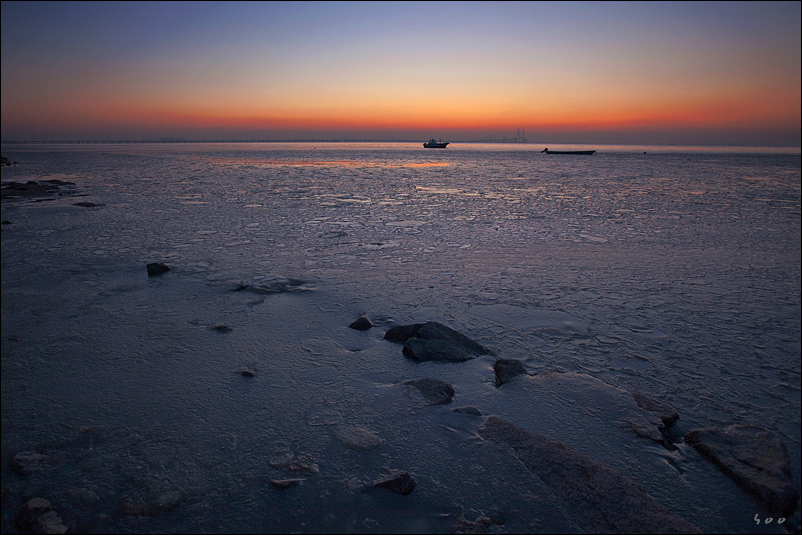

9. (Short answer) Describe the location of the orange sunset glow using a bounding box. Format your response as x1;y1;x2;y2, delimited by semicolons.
2;1;800;145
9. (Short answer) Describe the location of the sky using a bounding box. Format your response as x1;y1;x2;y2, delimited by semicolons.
1;1;800;145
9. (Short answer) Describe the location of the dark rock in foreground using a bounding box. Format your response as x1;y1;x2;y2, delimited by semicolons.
478;415;700;534
372;470;416;495
383;323;425;343
494;358;527;386
348;315;373;331
685;424;799;516
403;378;455;405
633;392;679;430
385;321;493;363
15;498;68;534
146;262;170;276
12;451;50;475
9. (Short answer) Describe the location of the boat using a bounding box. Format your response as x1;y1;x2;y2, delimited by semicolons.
541;148;595;155
423;139;449;148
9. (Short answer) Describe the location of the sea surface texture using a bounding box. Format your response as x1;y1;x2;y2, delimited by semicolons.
1;142;800;534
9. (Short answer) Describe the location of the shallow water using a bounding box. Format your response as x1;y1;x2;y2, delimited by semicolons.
1;142;800;533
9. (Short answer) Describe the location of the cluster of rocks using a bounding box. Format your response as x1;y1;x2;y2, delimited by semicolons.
1;179;77;200
346;314;800;526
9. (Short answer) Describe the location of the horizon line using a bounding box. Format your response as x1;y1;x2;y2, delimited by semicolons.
3;139;800;148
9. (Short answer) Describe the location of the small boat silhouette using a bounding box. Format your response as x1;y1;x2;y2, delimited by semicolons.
541;148;595;155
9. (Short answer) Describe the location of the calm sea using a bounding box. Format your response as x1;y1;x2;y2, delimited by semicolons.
1;142;800;533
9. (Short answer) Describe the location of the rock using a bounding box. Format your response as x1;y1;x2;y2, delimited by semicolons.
73;201;104;208
271;478;304;489
233;367;257;377
212;323;233;332
146;262;170;276
403;378;455;405
335;426;383;451
632;392;679;429
452;406;483;416
385;321;493;362
372;470;416;495
383;323;425;343
348;315;373;331
235;277;310;294
627;418;667;445
478;415;700;534
684;424;799;516
15;498;68;534
12;451;49;475
268;451;319;474
452;514;494;534
1;179;75;199
494;358;527;386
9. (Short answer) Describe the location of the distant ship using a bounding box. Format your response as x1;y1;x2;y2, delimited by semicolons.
541;148;595;155
423;139;449;148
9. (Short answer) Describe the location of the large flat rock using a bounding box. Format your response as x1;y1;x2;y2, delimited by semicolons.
685;425;799;516
478;415;700;534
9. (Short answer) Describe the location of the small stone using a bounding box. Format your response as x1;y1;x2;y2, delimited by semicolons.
153;490;183;512
271;478;304;489
403;378;455;405
452;406;483;416
494;358;527;386
335;426;383;451
348;315;373;331
373;470;416;495
453;515;494;534
146;262;170;276
16;498;68;534
234;367;257;377
12;451;49;475
632;392;679;429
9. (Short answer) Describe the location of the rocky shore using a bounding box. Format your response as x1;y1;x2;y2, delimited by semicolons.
3;267;798;533
2;149;799;534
